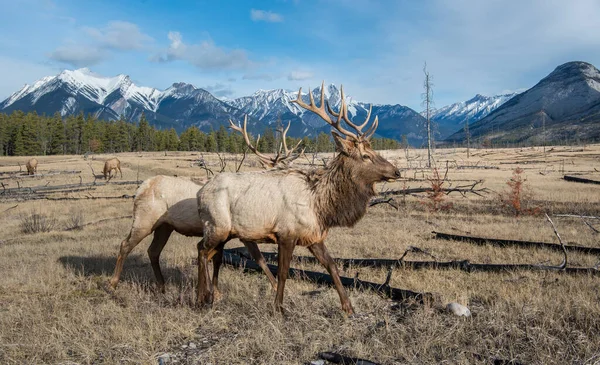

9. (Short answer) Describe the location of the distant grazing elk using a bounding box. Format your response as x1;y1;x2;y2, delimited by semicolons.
196;82;401;314
108;124;302;294
103;158;122;180
26;158;38;175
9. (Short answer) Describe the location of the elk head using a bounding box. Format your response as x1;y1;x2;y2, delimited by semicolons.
292;82;400;184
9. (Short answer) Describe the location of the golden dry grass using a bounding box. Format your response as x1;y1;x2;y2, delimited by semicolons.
0;145;599;364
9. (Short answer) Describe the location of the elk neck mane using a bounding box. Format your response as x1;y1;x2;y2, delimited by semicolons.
301;153;375;230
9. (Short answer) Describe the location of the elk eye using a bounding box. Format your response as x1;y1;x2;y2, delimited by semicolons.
362;154;370;160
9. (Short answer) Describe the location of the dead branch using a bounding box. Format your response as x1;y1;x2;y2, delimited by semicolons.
64;215;132;231
381;180;489;198
2;204;18;213
368;197;399;210
433;231;600;255
544;213;567;270
583;220;599;234
563;175;600;185
221;251;432;303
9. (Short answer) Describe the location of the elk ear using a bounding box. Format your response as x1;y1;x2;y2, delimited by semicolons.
331;130;354;154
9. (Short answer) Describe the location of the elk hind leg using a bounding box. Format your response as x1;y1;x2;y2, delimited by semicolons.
209;242;226;301
274;239;295;313
109;224;152;289
242;240;277;291
147;224;173;293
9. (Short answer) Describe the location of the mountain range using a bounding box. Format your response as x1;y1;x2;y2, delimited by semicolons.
2;61;599;145
446;61;600;144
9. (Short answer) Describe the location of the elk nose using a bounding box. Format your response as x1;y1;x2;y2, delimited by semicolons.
394;169;401;178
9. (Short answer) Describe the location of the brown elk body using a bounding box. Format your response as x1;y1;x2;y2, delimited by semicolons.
196;83;400;314
108;175;277;294
103;158;122;180
26;158;38;175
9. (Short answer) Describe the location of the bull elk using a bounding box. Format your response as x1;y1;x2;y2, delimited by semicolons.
108;122;302;295
196;82;400;314
103;158;122;180
26;158;38;175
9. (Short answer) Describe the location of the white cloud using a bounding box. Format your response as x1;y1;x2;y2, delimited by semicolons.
48;43;107;67
152;31;252;71
203;82;234;97
47;21;152;68
83;21;152;51
287;70;313;81
250;9;284;23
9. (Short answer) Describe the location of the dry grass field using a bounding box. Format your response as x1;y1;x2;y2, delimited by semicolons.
0;145;599;364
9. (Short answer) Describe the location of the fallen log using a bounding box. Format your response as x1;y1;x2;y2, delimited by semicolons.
26;194;135;201
563;175;600;185
456;165;500;170
318;352;380;365
221;251;432;303
432;231;600;255
225;249;599;275
0;180;142;196
554;214;600;220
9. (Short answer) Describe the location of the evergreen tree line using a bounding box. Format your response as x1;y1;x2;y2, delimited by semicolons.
0;111;400;156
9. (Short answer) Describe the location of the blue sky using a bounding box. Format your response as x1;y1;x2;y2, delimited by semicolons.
1;0;600;110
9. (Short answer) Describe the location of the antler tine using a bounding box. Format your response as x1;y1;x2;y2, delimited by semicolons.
228;116;274;167
327;86;372;136
363;115;379;140
293;81;357;139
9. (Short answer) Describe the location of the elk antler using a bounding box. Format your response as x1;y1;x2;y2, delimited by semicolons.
229;116;303;168
291;81;379;140
275;120;304;163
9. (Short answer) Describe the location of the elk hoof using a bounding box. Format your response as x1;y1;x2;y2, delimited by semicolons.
213;289;223;303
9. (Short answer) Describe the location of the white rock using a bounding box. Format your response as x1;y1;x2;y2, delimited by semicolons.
188;342;197;349
446;302;471;317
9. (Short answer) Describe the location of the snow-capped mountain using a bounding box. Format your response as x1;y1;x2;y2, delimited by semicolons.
446;61;600;144
431;93;517;138
227;85;427;143
0;68;256;132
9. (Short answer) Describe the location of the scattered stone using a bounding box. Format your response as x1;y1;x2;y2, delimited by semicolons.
446;302;471;317
188;342;197;349
157;353;172;365
310;360;325;365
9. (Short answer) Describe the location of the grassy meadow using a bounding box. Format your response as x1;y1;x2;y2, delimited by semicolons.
0;145;599;364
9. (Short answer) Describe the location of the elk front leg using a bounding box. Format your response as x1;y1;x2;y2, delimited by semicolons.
274;239;295;313
196;234;226;308
308;241;354;315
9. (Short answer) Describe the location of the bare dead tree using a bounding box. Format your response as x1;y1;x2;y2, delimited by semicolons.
465;113;471;159
422;62;434;168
